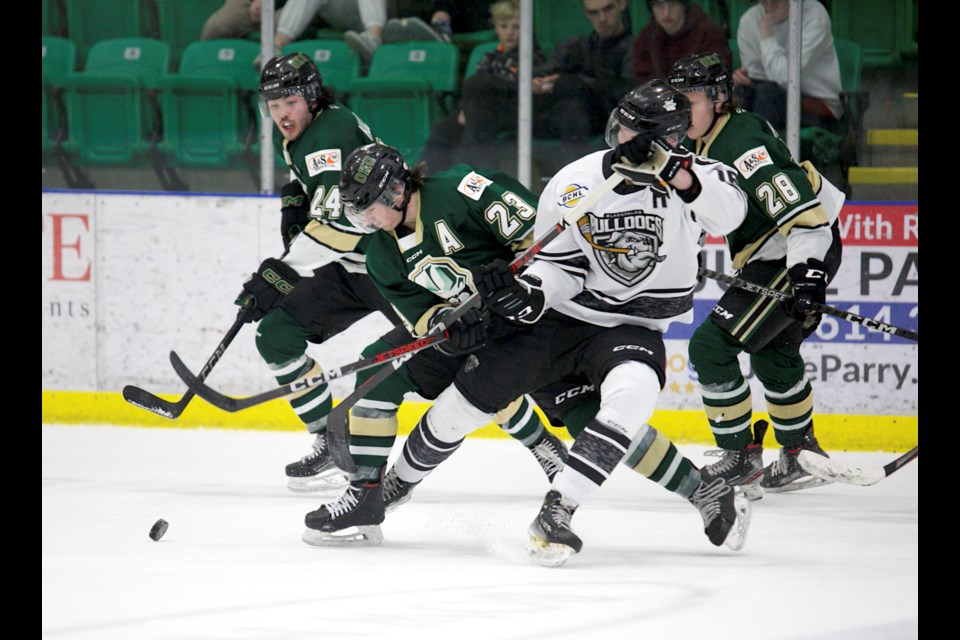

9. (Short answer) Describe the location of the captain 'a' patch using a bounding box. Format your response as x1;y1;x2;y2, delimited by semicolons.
578;210;666;286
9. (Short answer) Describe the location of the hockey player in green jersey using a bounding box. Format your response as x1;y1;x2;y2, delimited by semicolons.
302;143;572;545
668;52;845;496
240;54;563;494
240;52;395;493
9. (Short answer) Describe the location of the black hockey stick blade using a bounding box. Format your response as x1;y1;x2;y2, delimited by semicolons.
698;268;919;342
121;384;193;419
122;307;249;418
798;446;919;486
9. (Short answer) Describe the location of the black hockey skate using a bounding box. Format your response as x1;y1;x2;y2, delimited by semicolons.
760;426;832;493
701;420;768;501
527;490;582;567
530;432;569;482
302;479;385;546
286;431;348;493
382;466;420;514
688;477;751;551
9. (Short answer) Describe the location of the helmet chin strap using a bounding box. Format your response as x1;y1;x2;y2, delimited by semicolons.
390;188;412;230
704;97;724;137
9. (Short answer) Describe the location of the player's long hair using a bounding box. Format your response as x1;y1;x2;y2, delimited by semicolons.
408;162;427;192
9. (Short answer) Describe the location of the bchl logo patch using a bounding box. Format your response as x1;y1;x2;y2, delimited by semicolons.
558;183;588;208
305;149;341;176
734;145;772;178
457;171;492;201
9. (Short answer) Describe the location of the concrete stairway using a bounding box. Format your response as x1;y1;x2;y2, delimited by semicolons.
848;62;918;201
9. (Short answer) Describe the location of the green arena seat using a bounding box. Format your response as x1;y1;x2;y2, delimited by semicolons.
282;39;361;98
43;37;77;155
347;41;461;162
55;38;186;189
154;0;224;68
62;0;149;64
830;0;911;68
464;40;499;78
157;39;261;168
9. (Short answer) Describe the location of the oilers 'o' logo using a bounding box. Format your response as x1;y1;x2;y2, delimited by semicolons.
409;256;471;300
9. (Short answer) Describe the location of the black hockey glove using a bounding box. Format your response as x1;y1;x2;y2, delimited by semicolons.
787;258;829;321
235;258;301;323
280;180;311;249
428;306;489;357
612;129;658;165
472;258;546;325
612;139;694;185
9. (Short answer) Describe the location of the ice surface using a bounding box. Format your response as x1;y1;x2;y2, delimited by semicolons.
42;424;918;640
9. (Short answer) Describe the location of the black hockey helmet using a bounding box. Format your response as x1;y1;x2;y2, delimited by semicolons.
258;52;323;115
339;143;411;233
604;79;691;148
668;52;733;103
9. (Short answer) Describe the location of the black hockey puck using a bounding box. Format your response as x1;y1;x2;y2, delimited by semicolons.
149;519;169;541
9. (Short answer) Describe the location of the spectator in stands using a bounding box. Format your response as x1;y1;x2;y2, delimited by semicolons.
420;0;545;174
632;0;731;84
531;0;634;174
733;0;843;134
235;0;388;66
422;2;494;41
201;0;288;41
380;1;493;47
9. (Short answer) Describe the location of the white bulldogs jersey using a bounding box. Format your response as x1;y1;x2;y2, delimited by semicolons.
529;150;747;332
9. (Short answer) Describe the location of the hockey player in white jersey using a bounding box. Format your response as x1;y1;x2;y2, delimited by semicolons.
382;80;751;565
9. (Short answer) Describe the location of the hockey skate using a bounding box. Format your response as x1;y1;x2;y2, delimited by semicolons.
701;420;768;501
286;431;348;493
526;490;583;567
688;477;751;551
302;479;385;546
382;466;420;514
530;432;569;482
760;427;832;493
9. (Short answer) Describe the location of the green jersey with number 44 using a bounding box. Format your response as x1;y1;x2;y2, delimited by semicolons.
277;104;384;273
686;109;844;270
364;165;538;336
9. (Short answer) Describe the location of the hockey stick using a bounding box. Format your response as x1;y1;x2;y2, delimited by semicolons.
798;446;918;486
697;268;919;342
122;307;250;418
170;333;442;412
171;171;626;420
